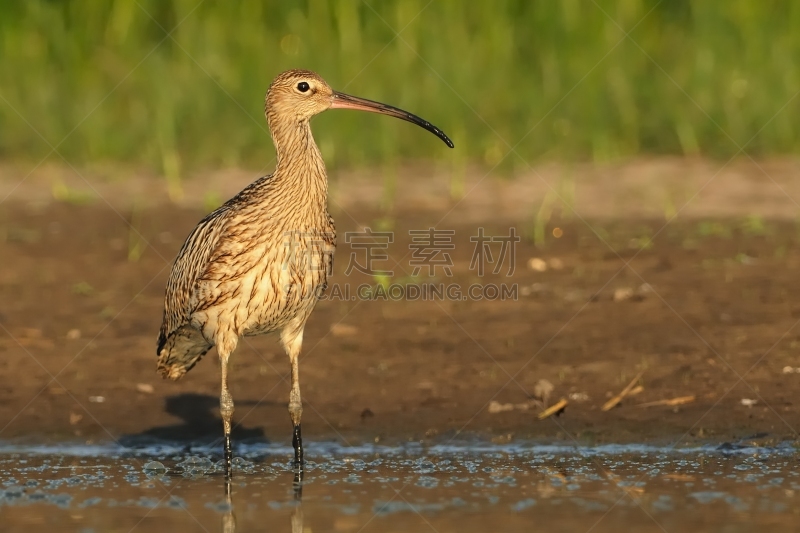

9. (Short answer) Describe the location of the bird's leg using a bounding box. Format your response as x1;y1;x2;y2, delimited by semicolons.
281;324;305;468
219;348;235;478
289;350;303;466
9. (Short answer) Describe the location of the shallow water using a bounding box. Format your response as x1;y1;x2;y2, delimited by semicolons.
1;442;799;532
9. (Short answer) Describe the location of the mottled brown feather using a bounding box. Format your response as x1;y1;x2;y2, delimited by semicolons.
157;70;336;379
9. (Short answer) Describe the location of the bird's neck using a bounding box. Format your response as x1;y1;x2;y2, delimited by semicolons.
270;118;329;217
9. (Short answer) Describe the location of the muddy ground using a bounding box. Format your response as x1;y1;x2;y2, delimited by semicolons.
2;159;800;449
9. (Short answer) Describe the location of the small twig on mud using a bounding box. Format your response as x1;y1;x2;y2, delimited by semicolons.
602;370;644;411
636;395;695;408
537;398;568;420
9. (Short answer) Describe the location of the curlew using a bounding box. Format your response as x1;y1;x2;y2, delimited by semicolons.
156;69;453;473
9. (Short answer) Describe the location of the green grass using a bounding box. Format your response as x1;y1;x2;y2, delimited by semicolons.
1;1;800;179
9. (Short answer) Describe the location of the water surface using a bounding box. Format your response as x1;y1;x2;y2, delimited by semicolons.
1;442;797;532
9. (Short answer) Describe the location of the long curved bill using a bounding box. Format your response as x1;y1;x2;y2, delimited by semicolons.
331;91;454;148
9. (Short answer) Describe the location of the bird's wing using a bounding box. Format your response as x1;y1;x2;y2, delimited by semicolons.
157;203;233;355
157;174;276;355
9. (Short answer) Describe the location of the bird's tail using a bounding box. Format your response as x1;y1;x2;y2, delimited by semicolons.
157;325;212;380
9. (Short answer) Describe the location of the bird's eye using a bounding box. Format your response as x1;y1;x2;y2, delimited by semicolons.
297;82;310;93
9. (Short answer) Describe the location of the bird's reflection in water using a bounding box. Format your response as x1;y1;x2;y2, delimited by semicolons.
220;467;304;533
222;473;235;533
291;468;304;533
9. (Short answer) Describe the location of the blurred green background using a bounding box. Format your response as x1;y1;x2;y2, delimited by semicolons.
1;0;799;180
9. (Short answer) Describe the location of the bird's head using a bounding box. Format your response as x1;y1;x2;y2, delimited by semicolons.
265;69;334;122
265;69;454;148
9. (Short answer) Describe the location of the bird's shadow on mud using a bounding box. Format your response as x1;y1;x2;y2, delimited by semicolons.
119;393;270;448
